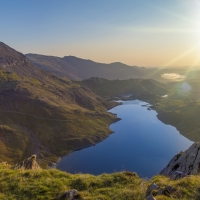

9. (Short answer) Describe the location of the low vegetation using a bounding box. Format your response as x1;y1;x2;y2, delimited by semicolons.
0;163;199;200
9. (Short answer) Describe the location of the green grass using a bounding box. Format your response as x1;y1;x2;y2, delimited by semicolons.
153;97;200;142
0;166;147;200
0;164;200;200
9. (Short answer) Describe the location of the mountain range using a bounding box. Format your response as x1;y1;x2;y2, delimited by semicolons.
26;53;159;80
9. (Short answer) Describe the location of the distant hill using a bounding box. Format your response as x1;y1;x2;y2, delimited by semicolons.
80;77;169;99
26;54;155;80
167;79;200;101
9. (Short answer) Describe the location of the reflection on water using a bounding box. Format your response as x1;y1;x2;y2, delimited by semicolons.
57;100;193;178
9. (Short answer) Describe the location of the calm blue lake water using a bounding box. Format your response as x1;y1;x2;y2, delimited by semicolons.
57;100;193;178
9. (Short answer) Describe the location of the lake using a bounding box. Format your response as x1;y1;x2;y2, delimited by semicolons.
57;100;193;178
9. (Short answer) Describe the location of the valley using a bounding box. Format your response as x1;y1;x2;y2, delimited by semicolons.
1;42;200;200
1;42;200;169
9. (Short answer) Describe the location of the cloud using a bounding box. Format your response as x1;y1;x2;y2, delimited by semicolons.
161;73;186;80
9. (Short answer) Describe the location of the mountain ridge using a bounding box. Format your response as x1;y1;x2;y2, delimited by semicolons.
26;53;153;80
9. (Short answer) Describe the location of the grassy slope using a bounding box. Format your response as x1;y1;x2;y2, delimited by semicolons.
0;70;118;166
154;97;200;142
168;79;200;101
0;164;199;200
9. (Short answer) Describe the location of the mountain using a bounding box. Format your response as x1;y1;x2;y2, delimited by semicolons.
0;42;49;80
0;42;118;166
26;54;154;80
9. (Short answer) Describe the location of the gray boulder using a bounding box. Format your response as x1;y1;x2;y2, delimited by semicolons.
65;189;78;200
147;183;159;195
146;195;156;200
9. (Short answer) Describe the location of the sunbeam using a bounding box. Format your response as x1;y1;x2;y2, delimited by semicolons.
162;45;200;68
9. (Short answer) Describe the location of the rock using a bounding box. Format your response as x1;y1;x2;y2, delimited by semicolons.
173;171;186;180
157;188;164;195
163;185;176;196
147;183;159;195
14;155;40;170
160;142;200;179
0;161;11;169
65;189;78;200
146;195;156;200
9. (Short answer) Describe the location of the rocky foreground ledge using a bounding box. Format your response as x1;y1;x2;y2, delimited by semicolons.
160;142;200;179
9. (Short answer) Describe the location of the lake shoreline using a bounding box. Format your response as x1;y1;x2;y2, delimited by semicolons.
56;99;192;177
54;97;170;169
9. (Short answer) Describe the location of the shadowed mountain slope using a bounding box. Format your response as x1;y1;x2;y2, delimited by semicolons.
0;42;118;166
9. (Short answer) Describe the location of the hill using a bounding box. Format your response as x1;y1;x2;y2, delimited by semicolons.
0;42;118;166
167;79;200;101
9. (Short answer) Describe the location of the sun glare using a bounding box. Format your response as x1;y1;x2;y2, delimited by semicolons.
181;82;191;92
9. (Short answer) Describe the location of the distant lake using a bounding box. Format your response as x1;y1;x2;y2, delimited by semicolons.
57;100;193;178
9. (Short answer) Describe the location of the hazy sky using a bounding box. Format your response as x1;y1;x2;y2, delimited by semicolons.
1;0;200;68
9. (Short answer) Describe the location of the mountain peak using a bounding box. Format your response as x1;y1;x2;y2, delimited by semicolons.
0;42;52;80
0;42;27;68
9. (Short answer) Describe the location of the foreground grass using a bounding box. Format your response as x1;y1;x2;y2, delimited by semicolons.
150;175;200;200
0;166;147;200
0;164;200;200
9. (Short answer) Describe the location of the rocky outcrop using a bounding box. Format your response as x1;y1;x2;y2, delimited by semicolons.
146;183;176;199
146;195;156;200
65;189;78;200
160;142;200;179
14;155;40;170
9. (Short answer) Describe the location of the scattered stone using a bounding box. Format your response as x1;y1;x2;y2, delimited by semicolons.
146;195;156;200
65;189;78;200
160;142;200;179
163;185;176;196
147;183;159;195
14;155;40;170
157;188;164;195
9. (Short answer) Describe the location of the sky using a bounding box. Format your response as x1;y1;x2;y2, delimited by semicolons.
1;0;200;68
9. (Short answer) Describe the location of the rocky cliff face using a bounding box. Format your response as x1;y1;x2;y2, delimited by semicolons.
160;142;200;179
